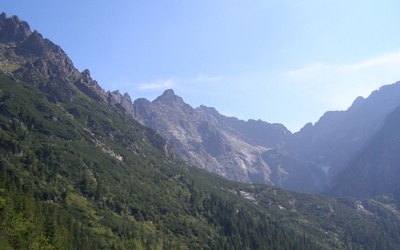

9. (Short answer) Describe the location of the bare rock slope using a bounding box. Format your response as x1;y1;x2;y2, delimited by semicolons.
133;89;326;193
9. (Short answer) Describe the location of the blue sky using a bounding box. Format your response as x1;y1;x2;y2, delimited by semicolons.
2;1;400;132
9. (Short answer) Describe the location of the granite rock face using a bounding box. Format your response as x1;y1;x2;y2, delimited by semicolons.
107;90;134;116
132;82;400;197
133;89;326;193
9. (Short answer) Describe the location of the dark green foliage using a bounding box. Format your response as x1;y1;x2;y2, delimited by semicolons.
1;73;400;249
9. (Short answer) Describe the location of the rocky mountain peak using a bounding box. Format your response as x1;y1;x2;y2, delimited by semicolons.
163;88;175;96
120;93;134;115
17;30;48;57
122;92;132;102
134;89;324;192
198;105;220;116
148;89;195;116
107;90;122;104
107;90;134;116
81;69;92;82
0;12;32;44
154;89;184;105
76;69;107;103
350;96;365;109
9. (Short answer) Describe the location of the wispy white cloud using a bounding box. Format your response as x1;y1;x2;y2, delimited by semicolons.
138;79;176;91
282;50;400;109
339;51;400;72
198;50;400;132
193;74;222;83
124;51;400;133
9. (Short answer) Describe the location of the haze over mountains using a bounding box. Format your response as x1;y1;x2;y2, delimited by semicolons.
291;82;400;198
2;12;400;249
128;82;400;199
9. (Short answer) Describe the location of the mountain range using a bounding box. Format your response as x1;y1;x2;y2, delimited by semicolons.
1;12;400;249
130;82;400;199
290;81;400;198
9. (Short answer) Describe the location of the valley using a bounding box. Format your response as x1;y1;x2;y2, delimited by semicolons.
1;12;400;249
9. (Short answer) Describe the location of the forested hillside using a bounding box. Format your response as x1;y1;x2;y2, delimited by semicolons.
1;74;400;249
0;74;332;248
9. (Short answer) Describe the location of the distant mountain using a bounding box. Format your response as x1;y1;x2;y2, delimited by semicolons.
4;12;400;249
133;89;326;193
329;104;400;198
288;81;400;197
130;79;400;199
129;75;400;198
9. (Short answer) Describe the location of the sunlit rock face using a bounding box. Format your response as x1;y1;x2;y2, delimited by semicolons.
133;89;327;193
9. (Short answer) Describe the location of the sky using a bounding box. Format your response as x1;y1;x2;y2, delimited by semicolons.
2;1;400;132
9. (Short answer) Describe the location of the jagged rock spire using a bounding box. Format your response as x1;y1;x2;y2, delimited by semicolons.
0;12;32;43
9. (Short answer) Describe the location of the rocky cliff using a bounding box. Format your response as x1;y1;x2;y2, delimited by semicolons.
133;89;326;193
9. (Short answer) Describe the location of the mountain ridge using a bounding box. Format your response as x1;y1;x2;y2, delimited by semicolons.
289;80;400;194
133;88;327;193
129;80;400;198
329;104;400;198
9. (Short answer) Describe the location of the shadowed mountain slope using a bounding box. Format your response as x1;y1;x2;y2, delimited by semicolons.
290;82;400;180
329;105;400;198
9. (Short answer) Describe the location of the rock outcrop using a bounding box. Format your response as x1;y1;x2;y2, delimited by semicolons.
133;89;326;193
107;90;134;116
